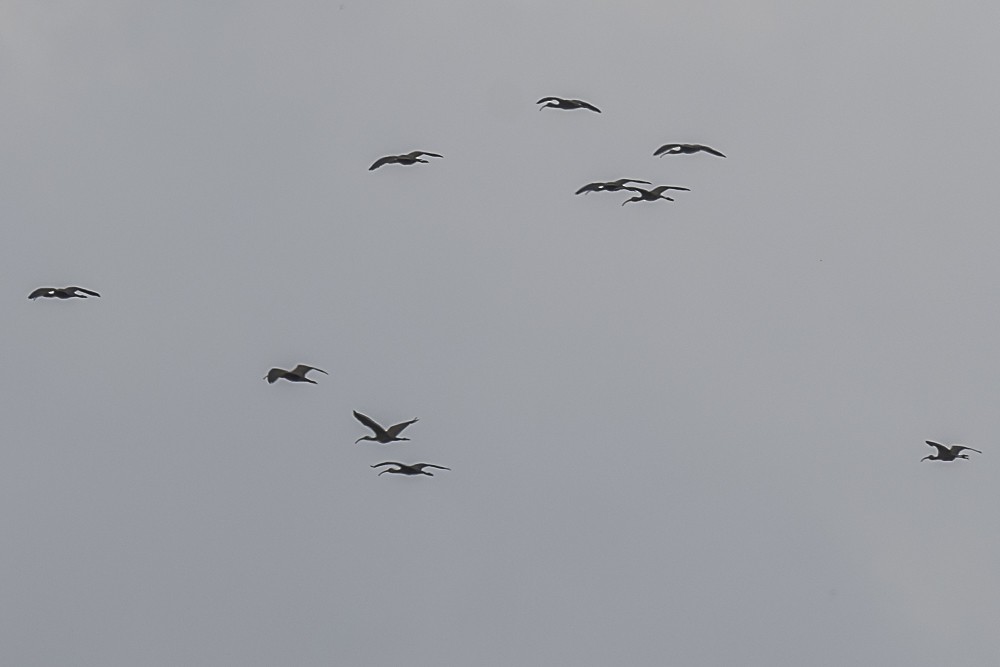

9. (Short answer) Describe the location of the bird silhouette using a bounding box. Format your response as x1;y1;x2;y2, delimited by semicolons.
620;185;690;206
653;143;726;158
575;178;651;195
369;151;443;171
354;410;419;444
28;286;100;300
536;97;601;113
265;364;328;384
922;440;982;461
371;462;450;476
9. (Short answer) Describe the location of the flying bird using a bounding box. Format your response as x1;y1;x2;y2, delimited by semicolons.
536;97;601;113
653;143;726;158
354;410;419;444
921;440;982;462
371;462;451;476
28;286;100;300
575;178;651;195
620;185;690;206
369;151;443;171
265;364;328;384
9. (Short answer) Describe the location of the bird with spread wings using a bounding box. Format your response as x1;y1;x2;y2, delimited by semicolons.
265;364;328;384
536;96;601;113
369;150;443;171
353;410;419;444
371;462;450;476
921;441;982;461
28;286;100;300
653;143;726;158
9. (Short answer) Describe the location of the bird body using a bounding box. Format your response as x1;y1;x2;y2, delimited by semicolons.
369;151;443;170
265;364;328;384
28;286;100;300
354;410;419;444
371;462;450;476
536;97;601;113
620;185;690;206
922;441;982;461
575;178;651;195
653;143;726;158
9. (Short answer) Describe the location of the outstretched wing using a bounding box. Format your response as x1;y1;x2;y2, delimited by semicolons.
371;461;404;468
291;364;327;377
354;411;388;437
386;418;419;438
369;155;398;170
413;463;450;471
68;286;100;297
925;441;950;456
28;287;54;300
695;144;727;157
616;179;651;187
407;151;442;159
573;100;601;113
536;96;562;104
653;144;681;157
952;445;982;454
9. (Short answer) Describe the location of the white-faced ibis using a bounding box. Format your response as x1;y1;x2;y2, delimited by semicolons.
653;143;726;158
922;440;982;462
575;178;651;195
28;286;100;300
354;410;418;444
536;97;601;113
265;364;328;384
620;185;690;206
371;462;450;476
369;151;443;171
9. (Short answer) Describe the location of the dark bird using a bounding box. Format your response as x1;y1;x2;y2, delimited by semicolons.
371;462;451;476
28;286;100;300
369;151;443;171
922;440;982;462
354;410;419;444
653;143;726;158
620;185;690;206
265;364;328;384
536;97;601;113
575;178;651;195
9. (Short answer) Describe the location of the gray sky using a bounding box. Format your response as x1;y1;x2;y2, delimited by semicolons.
3;2;1000;665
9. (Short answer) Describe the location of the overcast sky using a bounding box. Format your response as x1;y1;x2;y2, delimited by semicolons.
3;2;1000;665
